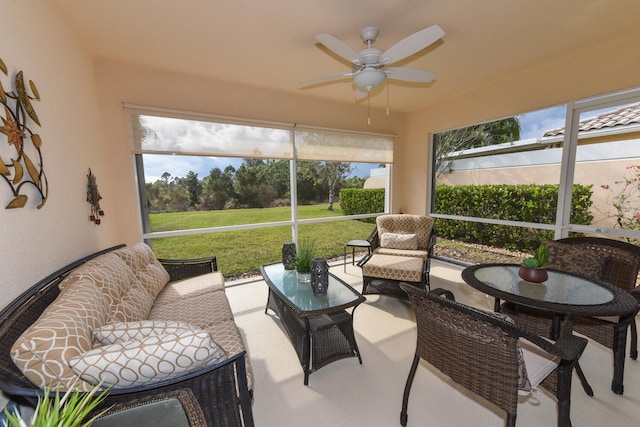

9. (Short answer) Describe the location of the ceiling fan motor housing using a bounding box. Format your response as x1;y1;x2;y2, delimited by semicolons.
360;27;379;44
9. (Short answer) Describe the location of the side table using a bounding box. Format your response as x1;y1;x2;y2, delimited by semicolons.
92;389;206;427
344;239;371;272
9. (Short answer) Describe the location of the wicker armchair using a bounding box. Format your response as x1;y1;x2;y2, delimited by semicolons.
501;237;640;394
400;285;587;427
358;214;436;298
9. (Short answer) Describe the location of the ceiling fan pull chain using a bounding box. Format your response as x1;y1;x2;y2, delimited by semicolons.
367;91;371;125
386;82;390;116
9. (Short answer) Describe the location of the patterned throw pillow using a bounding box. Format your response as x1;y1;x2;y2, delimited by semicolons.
69;330;227;388
93;320;201;346
544;241;608;279
380;233;419;250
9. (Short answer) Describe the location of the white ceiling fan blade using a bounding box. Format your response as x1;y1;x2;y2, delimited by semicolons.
379;25;445;65
385;67;436;83
315;33;363;64
300;71;354;86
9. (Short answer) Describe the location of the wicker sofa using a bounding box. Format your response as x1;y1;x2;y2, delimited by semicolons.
357;214;436;298
0;243;254;426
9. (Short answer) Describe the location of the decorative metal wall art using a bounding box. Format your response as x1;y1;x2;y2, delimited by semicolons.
0;56;48;209
86;168;104;224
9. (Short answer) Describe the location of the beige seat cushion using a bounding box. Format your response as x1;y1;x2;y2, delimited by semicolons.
362;254;424;283
152;272;225;306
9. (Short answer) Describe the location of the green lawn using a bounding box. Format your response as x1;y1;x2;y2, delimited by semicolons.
149;204;375;277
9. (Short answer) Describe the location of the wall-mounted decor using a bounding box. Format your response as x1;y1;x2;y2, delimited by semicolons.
0;56;48;209
86;168;104;225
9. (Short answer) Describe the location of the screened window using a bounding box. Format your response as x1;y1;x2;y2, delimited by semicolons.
430;87;640;262
126;106;393;275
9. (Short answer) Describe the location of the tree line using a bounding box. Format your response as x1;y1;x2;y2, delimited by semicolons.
145;159;367;213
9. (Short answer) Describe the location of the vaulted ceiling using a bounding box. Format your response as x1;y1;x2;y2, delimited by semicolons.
55;0;640;113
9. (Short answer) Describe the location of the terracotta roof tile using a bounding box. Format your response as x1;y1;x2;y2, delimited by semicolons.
543;102;640;137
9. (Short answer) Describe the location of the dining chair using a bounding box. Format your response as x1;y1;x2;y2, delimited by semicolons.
502;237;640;394
400;285;587;427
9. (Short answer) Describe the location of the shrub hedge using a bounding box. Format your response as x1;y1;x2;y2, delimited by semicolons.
433;184;594;251
339;188;385;223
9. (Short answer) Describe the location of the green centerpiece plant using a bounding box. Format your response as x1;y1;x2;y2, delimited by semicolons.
519;244;549;283
294;240;317;282
522;244;548;268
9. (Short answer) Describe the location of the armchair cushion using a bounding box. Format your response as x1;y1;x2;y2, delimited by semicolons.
380;233;418;250
376;214;434;250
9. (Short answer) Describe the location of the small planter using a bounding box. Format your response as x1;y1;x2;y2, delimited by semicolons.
518;264;548;283
297;271;311;283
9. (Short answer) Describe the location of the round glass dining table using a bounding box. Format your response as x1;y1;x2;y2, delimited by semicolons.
461;264;637;318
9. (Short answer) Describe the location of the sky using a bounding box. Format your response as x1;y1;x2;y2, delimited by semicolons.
140;105;572;183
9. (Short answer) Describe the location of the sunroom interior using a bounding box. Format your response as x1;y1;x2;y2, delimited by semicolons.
1;1;640;425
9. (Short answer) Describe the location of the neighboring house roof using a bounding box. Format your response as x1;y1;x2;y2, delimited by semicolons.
543;102;640;137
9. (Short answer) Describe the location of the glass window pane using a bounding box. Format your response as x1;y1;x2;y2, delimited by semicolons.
570;102;640;234
295;161;386;218
144;155;290;230
149;227;291;277
434;107;566;224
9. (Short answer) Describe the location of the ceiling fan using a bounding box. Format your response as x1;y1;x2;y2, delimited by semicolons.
301;25;445;100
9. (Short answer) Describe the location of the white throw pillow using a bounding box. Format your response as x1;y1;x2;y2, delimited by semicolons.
380;233;419;250
69;330;227;388
93;320;200;345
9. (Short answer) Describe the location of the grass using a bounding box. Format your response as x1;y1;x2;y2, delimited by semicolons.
149;204;375;277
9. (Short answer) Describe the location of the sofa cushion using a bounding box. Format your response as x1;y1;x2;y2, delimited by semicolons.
11;280;109;391
149;289;234;328
93;320;201;346
69;330;227;389
111;243;170;300
111;282;155;323
380;233;419;250
58;251;157;323
152;272;225;307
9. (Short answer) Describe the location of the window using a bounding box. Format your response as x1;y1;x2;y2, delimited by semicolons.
430;87;640;261
126;106;393;276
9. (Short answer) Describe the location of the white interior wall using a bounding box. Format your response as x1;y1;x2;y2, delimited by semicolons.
0;1;117;306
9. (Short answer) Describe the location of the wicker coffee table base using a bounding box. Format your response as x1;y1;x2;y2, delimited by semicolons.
266;289;362;385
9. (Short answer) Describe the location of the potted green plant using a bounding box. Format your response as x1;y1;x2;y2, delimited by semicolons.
294;240;317;283
519;244;549;283
3;384;110;427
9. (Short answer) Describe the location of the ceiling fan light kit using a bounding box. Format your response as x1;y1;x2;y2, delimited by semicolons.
302;24;445;123
353;68;387;91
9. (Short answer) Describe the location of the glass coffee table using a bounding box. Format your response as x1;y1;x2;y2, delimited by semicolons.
260;262;366;385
